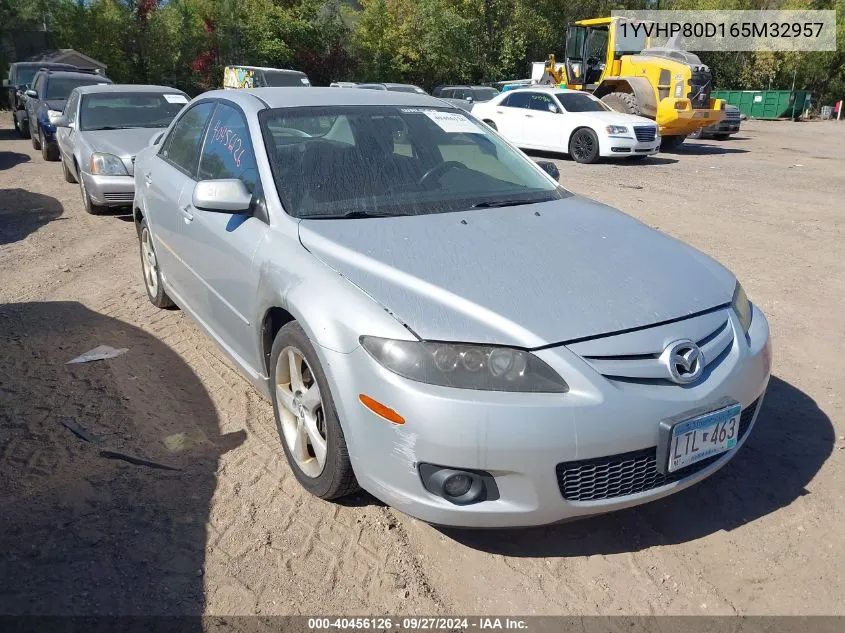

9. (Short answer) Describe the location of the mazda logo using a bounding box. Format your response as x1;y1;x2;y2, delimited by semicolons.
661;340;704;384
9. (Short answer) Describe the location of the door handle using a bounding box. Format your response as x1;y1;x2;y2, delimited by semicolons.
180;204;194;223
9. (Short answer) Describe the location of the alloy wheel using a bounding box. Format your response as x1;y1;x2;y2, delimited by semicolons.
573;132;594;161
275;346;328;478
140;227;159;296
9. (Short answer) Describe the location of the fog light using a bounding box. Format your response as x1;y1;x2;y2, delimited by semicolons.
443;473;473;497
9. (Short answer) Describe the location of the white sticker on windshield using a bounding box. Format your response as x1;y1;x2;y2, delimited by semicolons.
422;110;484;134
301;78;310;85
164;94;188;104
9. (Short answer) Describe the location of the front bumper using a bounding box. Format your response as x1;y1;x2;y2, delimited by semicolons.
82;172;135;207
703;120;741;136
657;98;726;136
319;305;771;527
601;135;660;158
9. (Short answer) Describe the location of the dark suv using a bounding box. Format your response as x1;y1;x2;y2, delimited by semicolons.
5;62;80;136
25;69;112;160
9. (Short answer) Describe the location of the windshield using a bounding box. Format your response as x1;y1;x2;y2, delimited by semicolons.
556;92;610;112
471;87;500;101
79;92;188;130
17;68;38;86
260;105;567;219
263;71;310;87
46;77;108;100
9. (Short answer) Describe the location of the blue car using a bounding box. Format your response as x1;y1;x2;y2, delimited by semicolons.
25;69;112;161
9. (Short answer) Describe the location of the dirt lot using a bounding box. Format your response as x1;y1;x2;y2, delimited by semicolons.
1;112;843;617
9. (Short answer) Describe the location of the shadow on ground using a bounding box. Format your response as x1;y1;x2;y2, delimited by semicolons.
0;151;30;170
440;376;833;556
664;142;749;155
0;301;245;616
525;149;679;166
0;189;63;246
0;127;22;141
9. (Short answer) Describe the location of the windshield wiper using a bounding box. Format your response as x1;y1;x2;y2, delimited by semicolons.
304;210;411;220
471;198;546;209
89;126;131;130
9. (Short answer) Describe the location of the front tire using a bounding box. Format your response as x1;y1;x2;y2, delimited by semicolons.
661;135;687;151
41;131;59;161
139;219;175;308
569;128;601;164
79;174;107;215
31;123;41;150
601;91;642;116
18;116;30;139
62;158;77;183
270;322;358;500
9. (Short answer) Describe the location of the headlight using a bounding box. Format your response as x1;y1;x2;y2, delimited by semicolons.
47;109;63;124
605;125;629;136
360;337;569;393
674;83;684;98
90;152;128;176
731;282;753;334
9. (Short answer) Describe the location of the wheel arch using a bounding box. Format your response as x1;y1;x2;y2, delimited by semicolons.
594;77;657;118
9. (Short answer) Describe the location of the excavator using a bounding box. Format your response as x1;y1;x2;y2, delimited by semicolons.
538;17;724;149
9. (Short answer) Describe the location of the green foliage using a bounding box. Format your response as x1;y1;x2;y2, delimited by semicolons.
2;0;843;107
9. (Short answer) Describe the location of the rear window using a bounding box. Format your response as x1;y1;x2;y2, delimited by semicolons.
471;87;499;101
263;71;310;87
46;77;110;100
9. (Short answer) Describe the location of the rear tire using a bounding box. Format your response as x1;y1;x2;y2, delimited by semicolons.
139;219;175;308
601;91;642;116
270;322;359;500
569;128;601;164
18;117;30;139
31;123;41;150
661;135;687;151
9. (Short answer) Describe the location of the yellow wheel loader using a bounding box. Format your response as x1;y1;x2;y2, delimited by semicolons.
539;17;725;149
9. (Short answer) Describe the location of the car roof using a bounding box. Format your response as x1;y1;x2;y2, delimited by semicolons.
227;65;306;75
14;62;78;69
74;84;184;95
201;87;444;110
39;70;112;81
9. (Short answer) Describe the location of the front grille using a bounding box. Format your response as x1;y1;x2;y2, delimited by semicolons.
633;126;657;142
725;110;741;120
556;398;759;502
103;192;134;203
687;71;712;109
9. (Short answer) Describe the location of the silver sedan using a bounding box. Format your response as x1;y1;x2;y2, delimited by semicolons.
56;84;189;214
132;87;771;527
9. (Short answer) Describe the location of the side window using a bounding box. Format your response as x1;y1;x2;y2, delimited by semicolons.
65;91;79;124
441;88;453;99
160;101;215;176
528;93;559;113
31;74;42;94
198;102;258;192
502;92;530;109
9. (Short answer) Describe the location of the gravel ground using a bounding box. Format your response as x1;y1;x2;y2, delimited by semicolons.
0;112;843;617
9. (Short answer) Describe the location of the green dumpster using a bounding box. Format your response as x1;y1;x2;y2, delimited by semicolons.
712;89;811;120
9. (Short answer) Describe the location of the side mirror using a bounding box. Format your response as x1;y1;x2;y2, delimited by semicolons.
193;179;252;213
25;89;37;98
536;160;560;181
149;131;164;146
55;115;72;128
465;96;474;102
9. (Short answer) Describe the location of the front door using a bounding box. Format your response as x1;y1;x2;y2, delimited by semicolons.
175;101;267;371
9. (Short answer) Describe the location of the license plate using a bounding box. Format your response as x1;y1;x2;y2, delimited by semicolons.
662;401;741;473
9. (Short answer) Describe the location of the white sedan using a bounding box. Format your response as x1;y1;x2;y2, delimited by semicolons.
472;87;660;164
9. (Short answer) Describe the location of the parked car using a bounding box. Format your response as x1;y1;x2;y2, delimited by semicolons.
689;104;742;140
132;87;770;527
223;65;310;89
4;62;79;137
356;82;428;94
25;69;112;161
432;85;500;111
472;86;660;163
55;84;189;214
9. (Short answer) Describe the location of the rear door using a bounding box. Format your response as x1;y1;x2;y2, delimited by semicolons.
522;92;564;150
142;100;215;301
494;91;530;143
174;100;267;369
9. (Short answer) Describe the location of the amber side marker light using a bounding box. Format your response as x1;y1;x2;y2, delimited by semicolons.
359;394;405;425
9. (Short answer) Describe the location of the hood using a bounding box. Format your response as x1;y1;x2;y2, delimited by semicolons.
571;110;656;126
298;197;736;348
45;99;66;112
83;127;161;159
